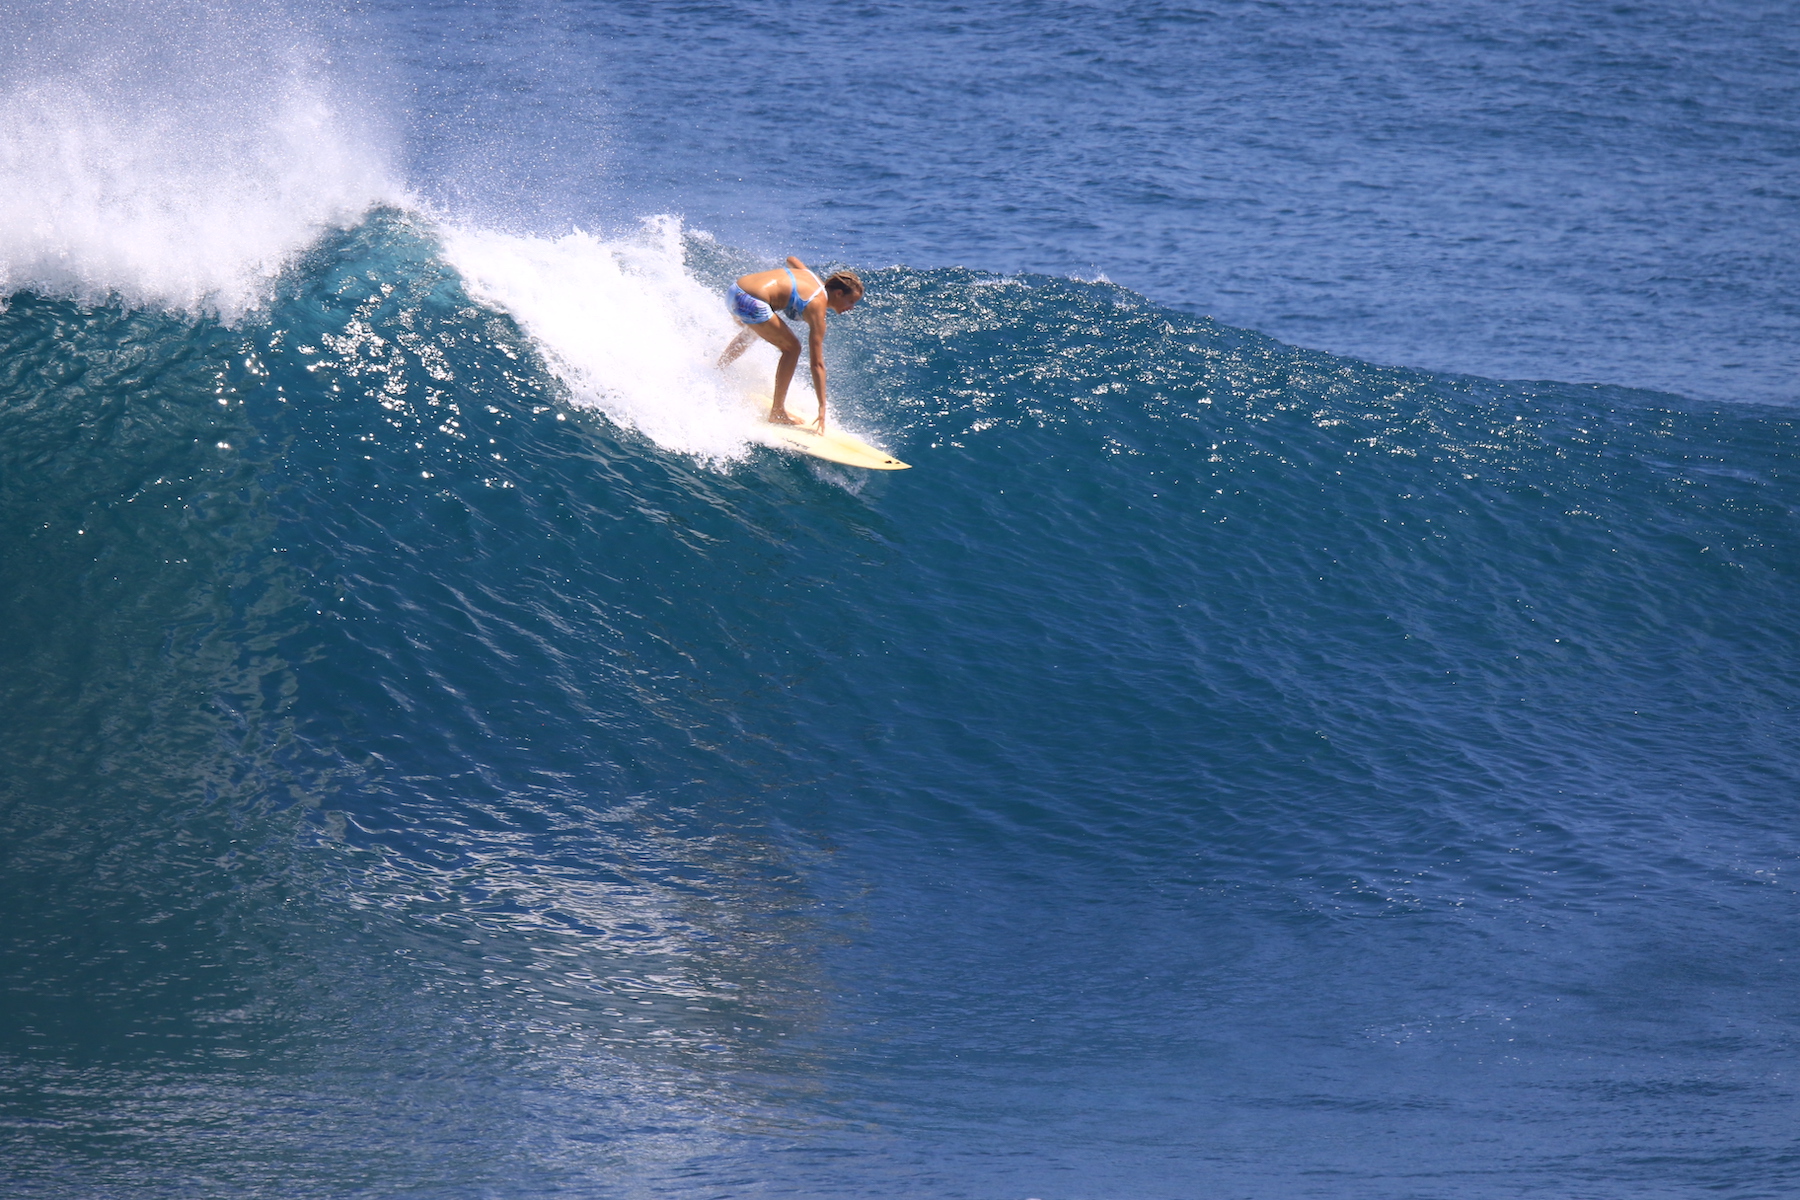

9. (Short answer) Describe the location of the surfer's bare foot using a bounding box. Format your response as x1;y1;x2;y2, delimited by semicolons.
767;408;805;426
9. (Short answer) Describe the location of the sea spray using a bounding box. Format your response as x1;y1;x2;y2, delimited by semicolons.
0;0;395;319
437;216;748;461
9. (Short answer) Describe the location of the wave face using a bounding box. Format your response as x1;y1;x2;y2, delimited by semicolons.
3;212;1798;1197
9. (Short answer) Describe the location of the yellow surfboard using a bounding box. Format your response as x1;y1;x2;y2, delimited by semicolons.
747;391;911;470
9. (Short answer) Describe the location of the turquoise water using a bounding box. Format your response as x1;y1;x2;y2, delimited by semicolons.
4;3;1799;1197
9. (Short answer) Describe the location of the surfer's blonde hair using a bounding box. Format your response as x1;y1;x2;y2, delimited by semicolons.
824;270;864;298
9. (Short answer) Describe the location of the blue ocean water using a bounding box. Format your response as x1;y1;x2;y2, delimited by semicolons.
2;3;1798;1198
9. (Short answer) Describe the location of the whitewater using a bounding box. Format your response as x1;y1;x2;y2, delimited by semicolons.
3;2;1798;1198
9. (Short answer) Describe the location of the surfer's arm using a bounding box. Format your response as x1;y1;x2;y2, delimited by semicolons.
806;315;828;432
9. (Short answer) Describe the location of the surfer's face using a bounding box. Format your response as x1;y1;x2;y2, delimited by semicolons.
828;287;862;314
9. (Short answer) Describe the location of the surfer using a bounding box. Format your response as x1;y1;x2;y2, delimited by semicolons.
717;258;864;433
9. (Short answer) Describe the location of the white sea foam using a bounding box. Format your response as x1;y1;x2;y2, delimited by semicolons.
439;216;784;462
0;1;397;320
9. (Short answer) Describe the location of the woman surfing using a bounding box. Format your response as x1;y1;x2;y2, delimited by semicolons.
716;258;863;433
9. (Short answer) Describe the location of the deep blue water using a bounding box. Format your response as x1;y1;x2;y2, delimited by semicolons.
3;3;1799;1198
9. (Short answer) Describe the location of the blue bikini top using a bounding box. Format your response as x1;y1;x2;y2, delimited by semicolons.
783;267;824;319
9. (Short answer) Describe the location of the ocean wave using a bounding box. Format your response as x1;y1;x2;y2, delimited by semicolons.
4;203;1799;1198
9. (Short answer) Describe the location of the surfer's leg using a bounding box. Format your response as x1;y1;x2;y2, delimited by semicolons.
715;326;758;368
744;319;804;425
